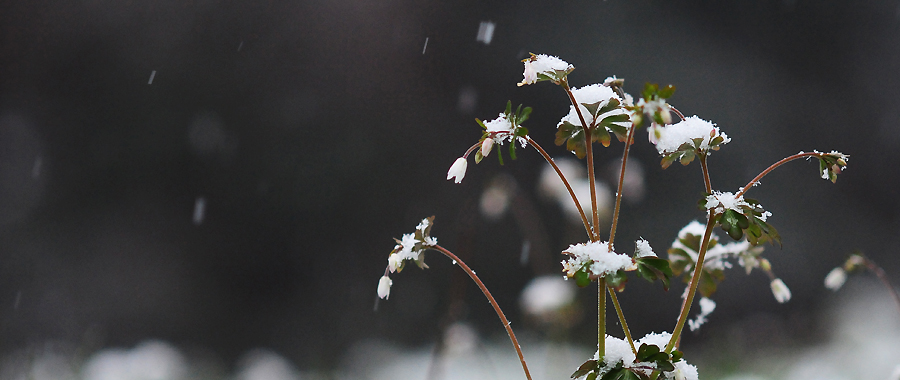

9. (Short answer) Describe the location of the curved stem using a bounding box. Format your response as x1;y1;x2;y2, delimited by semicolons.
735;152;823;198
527;136;593;239
608;124;636;250
669;105;686;122
431;245;533;380
861;256;900;317
462;141;482;159
608;288;636;355
665;213;717;354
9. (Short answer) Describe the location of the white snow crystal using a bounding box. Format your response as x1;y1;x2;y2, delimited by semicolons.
634;238;657;258
558;84;629;129
652;115;730;155
561;241;634;278
688;297;716;331
476;21;495;45
518;54;572;86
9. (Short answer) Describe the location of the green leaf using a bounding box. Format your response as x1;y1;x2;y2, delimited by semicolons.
581;102;602;119
636;344;659;360
636;257;673;290
509;141;517;160
598;98;622;115
658;84;676;99
475;118;487;129
515;126;529;137
596;128;612;147
497;148;504;166
671;350;683;362
606;270;629;292
505;100;512;116
571;360;599;378
474;149;484;164
575;270;591;288
519;107;532;124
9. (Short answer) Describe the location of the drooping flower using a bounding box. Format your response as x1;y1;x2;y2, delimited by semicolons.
481;137;494;157
377;276;392;299
770;278;792;303
447;157;467;183
517;54;573;86
824;267;847;291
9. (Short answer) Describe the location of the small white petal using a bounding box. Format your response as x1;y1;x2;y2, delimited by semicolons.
447;157;467;183
824;267;847;291
377;276;393;299
770;278;791;303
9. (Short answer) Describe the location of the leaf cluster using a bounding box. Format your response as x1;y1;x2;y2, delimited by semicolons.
555;98;631;159
569;344;683;380
474;101;531;165
817;152;848;183
658;133;727;169
701;197;781;246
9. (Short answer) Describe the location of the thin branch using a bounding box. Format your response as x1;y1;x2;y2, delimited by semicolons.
608;124;636;250
735;151;823;198
608;288;636;355
665;213;717;354
431;245;533;380
527;136;593;239
669;105;686;122
562;80;600;241
861;256;900;317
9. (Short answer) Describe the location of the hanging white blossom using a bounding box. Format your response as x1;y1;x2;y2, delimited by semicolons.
770;278;792;303
824;267;847;291
446;157;467;183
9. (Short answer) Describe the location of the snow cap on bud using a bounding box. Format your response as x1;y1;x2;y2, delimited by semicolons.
770;278;791;303
517;54;572;86
824;267;847;291
481;138;494;157
377;276;393;299
447;157;467;183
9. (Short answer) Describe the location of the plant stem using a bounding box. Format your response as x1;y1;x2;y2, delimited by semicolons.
432;244;533;380
665;213;716;354
607;123;636;250
861;256;900;317
527;136;593;239
699;153;712;194
608;287;636;355
669;105;686;122
598;278;606;361
562;80;599;241
735;151;823;198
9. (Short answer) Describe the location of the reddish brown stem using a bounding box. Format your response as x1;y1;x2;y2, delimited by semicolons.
527;136;593;238
562;80;600;241
861;256;900;317
735;152;823;198
432;245;533;380
607;123;636;250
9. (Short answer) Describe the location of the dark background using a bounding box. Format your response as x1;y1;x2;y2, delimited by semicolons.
0;0;898;372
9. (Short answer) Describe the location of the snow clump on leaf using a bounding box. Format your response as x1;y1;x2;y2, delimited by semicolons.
651;115;730;154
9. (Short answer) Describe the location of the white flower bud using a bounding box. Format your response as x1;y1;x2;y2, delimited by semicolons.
824;267;847;291
377;276;393;299
770;278;791;303
446;157;467;183
481;138;494;157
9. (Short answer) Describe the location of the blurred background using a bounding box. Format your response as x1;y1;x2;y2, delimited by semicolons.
1;0;899;379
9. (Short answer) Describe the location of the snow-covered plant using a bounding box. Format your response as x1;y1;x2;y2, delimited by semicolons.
376;53;849;380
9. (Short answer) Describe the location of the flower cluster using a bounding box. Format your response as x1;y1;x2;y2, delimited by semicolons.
377;217;438;300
